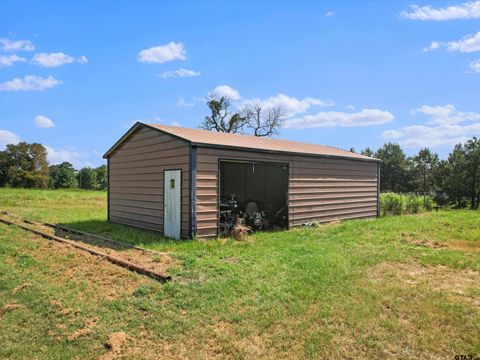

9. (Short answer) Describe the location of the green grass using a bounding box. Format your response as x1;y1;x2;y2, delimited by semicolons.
0;188;479;359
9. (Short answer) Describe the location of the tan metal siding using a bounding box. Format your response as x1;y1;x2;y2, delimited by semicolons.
108;126;190;238
195;147;378;238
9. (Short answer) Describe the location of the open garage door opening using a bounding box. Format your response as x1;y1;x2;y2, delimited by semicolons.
219;160;289;236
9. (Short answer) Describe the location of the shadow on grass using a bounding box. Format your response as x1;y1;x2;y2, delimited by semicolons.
56;219;179;249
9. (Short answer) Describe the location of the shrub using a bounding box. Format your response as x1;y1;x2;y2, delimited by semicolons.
424;196;435;211
380;192;404;216
405;194;422;214
380;192;434;217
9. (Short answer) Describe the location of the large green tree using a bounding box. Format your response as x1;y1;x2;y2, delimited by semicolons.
95;165;108;190
464;137;480;209
0;150;9;187
411;148;439;204
1;142;49;188
77;167;98;190
442;144;469;208
49;162;77;189
375;143;412;192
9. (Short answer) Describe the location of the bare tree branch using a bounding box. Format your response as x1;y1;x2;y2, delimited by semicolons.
202;97;285;137
243;104;285;137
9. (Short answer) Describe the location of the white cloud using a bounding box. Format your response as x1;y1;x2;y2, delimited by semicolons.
242;93;334;117
382;129;403;139
31;52;88;67
426;32;480;53
207;86;334;117
446;32;480;52
423;41;440;52
0;38;34;52
209;85;241;100
284;108;394;129
415;104;480;125
470;58;480;72
34;115;55;128
176;97;194;107
325;11;335;17
382;104;480;148
0;54;26;67
31;52;73;67
400;1;480;20
0;75;61;92
157;68;201;79
0;130;21;149
138;42;186;63
45;146;83;167
383;123;480;148
0;75;61;91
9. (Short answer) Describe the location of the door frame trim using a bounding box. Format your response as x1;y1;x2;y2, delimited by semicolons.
163;168;182;239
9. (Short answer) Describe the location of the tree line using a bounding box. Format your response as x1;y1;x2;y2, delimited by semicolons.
0;142;107;190
356;138;480;209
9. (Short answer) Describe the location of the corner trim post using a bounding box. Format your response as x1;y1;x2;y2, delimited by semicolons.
189;145;197;238
377;162;381;218
107;158;110;222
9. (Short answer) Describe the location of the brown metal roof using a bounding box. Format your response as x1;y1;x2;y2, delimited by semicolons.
103;122;379;161
145;123;379;162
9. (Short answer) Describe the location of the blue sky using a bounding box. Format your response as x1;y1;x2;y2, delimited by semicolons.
1;1;480;168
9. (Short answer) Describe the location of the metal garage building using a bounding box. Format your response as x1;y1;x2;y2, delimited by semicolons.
103;122;380;239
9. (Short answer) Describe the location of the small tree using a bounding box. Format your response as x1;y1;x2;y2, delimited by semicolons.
77;167;98;190
95;165;108;190
49;162;77;189
361;147;374;157
201;97;247;134
412;148;439;205
443;144;468;208
375;143;412;192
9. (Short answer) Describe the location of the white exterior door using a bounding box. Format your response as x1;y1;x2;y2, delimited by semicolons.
164;170;181;239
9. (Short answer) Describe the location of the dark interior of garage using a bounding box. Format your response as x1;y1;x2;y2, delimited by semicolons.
219;160;288;234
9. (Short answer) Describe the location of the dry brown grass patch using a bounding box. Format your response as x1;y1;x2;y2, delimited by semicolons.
8;231;162;302
67;328;92;341
11;282;30;294
448;239;480;254
369;261;480;307
99;332;128;360
121;321;277;360
0;302;22;317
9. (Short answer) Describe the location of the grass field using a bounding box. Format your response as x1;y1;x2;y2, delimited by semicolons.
0;188;479;359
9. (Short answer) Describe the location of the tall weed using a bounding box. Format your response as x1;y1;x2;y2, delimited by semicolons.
380;192;434;217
